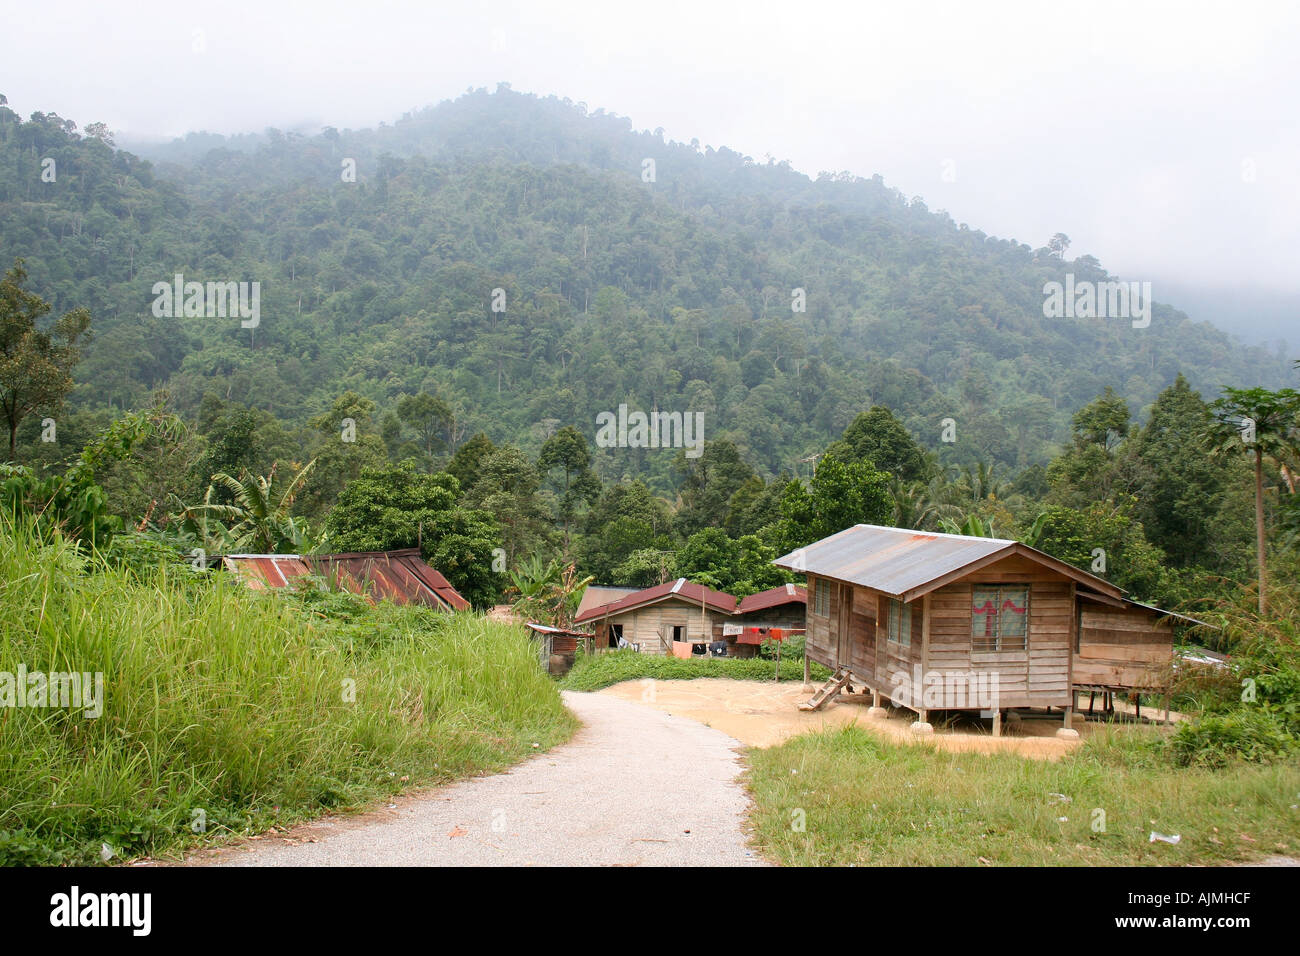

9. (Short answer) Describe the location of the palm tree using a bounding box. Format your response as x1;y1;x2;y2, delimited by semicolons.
171;483;241;558
202;459;318;554
1207;386;1300;615
889;479;935;530
956;461;1007;504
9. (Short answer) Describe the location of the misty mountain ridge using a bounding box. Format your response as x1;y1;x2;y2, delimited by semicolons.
1;86;1292;486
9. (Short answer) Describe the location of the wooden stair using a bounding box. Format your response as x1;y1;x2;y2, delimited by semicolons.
799;668;851;712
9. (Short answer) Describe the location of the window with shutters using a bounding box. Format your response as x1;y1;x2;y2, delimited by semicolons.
971;586;1029;651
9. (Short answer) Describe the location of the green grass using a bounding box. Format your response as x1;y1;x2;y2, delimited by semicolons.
559;647;831;691
0;519;577;865
747;723;1300;866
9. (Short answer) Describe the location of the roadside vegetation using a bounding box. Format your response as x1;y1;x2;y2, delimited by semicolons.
748;723;1300;866
0;518;577;865
559;645;830;692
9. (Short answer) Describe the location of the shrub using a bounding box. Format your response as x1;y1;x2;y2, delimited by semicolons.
560;647;828;691
1170;710;1295;768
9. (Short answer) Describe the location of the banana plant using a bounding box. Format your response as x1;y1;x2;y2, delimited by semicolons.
187;459;318;554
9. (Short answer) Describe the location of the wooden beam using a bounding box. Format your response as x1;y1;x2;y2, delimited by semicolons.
920;592;931;676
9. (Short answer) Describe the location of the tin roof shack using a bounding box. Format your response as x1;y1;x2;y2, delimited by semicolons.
524;623;592;676
223;548;469;610
775;525;1187;737
574;578;736;656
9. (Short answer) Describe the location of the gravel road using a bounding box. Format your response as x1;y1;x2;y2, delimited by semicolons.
198;690;766;867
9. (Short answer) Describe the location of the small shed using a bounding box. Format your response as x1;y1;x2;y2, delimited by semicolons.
524;623;592;676
774;524;1195;735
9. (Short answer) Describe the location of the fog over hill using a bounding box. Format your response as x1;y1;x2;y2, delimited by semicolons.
2;87;1293;487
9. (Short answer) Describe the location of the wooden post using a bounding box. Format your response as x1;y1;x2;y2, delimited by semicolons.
701;585;707;646
920;593;931;690
992;709;1002;738
802;646;810;685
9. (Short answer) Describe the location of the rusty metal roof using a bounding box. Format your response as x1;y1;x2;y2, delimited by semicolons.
575;586;640;618
736;583;807;615
223;548;469;610
575;577;737;623
221;555;313;590
773;524;1125;602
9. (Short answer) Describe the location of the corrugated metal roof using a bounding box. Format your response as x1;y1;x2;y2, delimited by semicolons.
736;584;807;615
222;555;313;589
773;524;1125;602
223;548;469;610
312;549;471;611
574;577;737;623
575;586;640;618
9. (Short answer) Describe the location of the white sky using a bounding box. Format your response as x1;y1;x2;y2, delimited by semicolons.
4;0;1299;301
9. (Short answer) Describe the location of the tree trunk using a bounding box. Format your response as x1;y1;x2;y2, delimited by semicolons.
1255;446;1267;616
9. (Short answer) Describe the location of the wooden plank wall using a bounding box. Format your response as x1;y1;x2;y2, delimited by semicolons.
618;599;730;655
875;590;921;692
1074;606;1172;689
926;555;1074;708
847;587;878;678
805;575;835;669
807;558;1093;711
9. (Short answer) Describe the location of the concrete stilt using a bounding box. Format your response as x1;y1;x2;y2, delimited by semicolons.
911;707;933;735
866;688;886;719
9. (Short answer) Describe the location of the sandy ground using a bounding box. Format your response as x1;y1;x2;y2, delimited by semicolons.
182;691;765;867
597;677;1177;759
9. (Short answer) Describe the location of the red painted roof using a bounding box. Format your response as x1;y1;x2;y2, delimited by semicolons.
223;548;469;611
574;577;737;623
736;583;807;615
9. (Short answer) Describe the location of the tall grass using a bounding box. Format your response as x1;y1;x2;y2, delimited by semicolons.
0;519;576;864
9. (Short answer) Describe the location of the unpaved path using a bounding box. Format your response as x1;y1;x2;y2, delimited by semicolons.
598;677;1174;759
189;691;765;867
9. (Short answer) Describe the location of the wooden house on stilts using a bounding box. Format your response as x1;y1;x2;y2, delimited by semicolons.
775;525;1197;737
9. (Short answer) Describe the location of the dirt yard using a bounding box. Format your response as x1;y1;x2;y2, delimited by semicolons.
598;677;1174;758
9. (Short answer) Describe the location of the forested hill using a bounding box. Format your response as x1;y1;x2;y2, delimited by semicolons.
0;86;1290;487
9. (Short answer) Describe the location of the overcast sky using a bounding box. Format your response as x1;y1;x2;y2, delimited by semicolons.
5;0;1299;309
